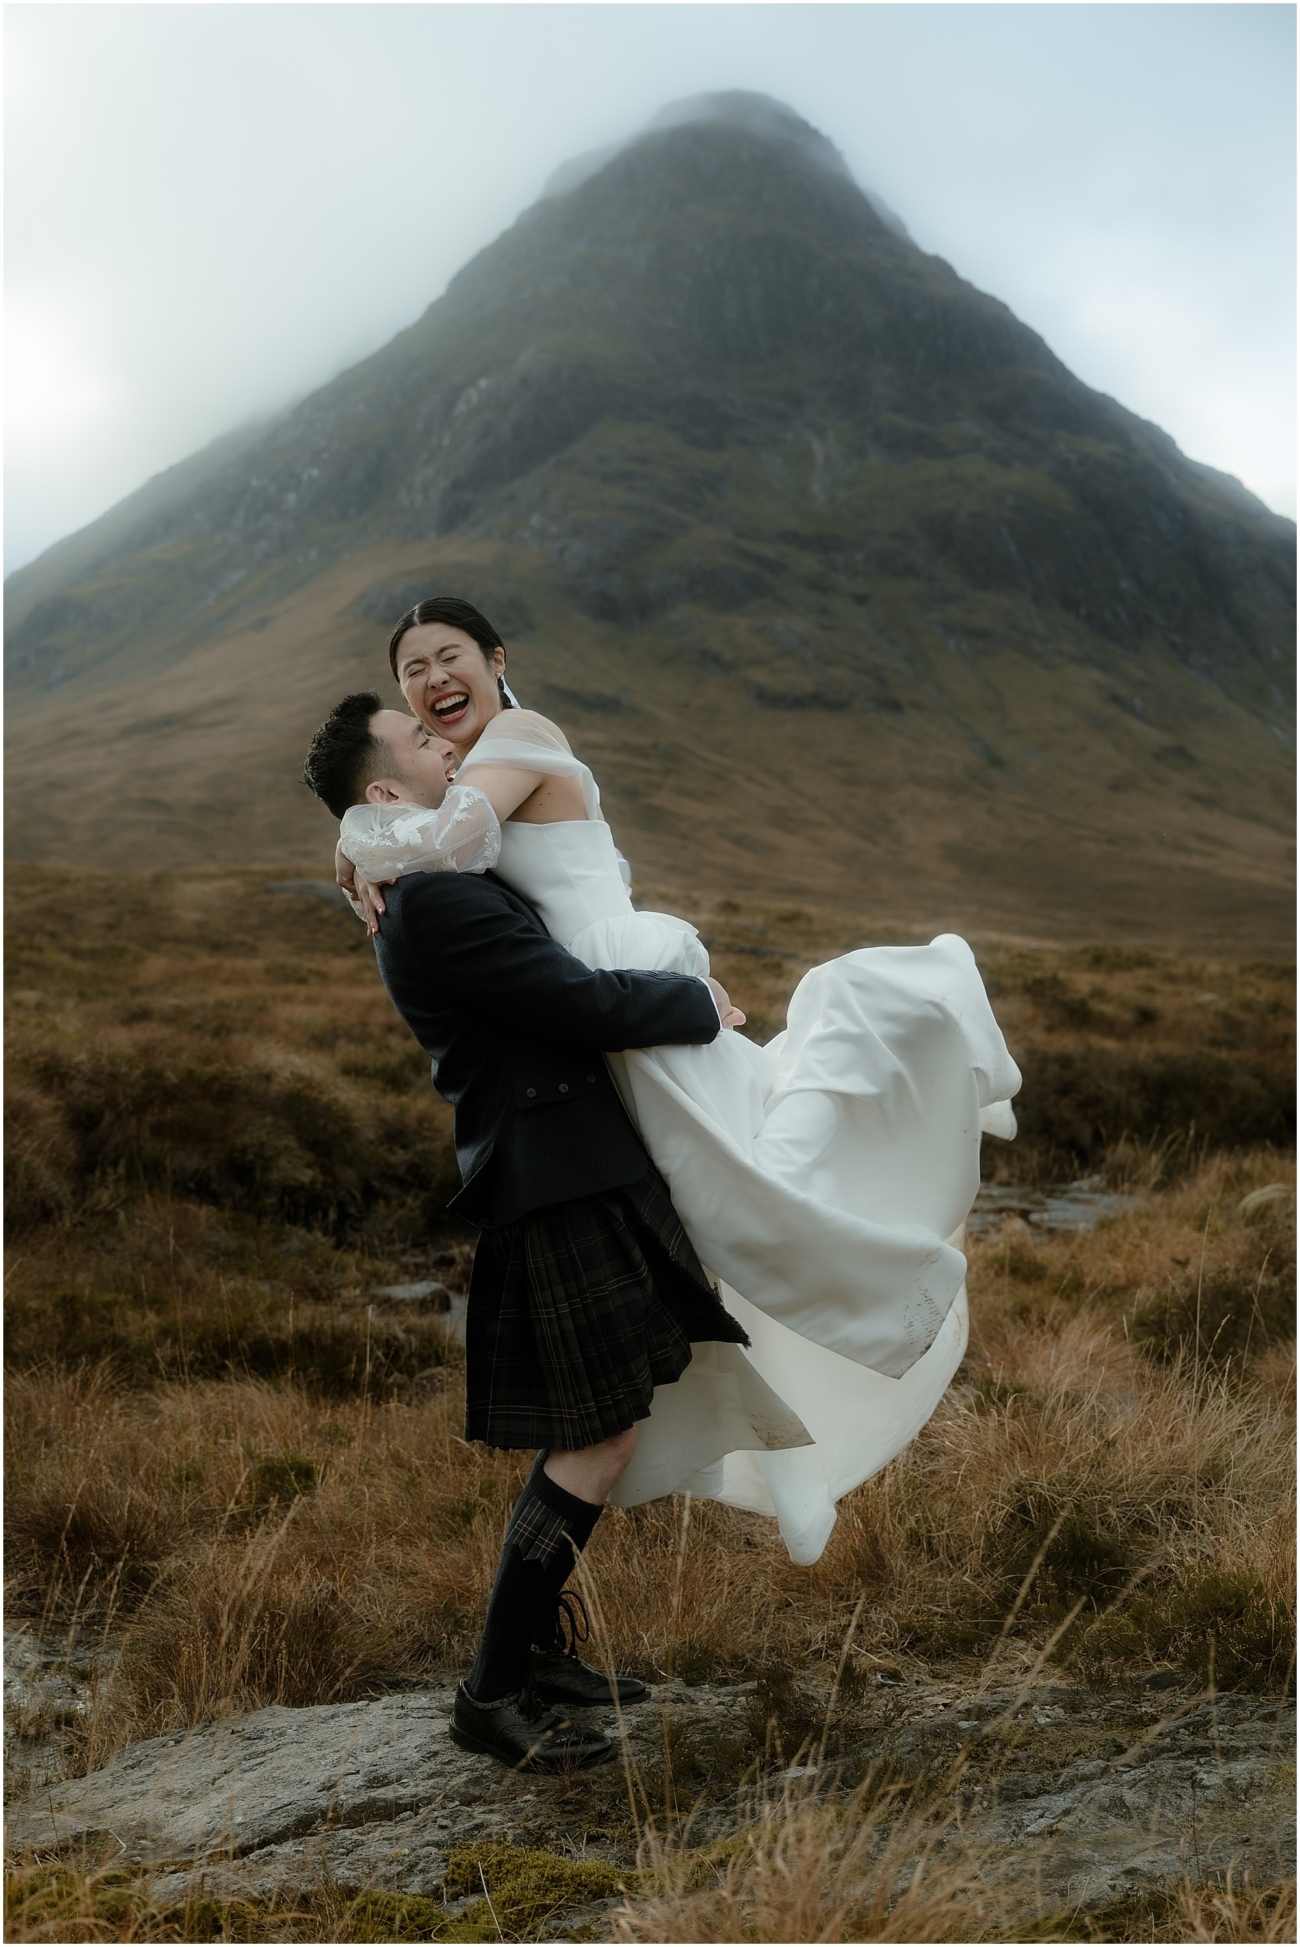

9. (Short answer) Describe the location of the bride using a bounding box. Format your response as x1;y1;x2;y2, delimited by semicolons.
336;596;1021;1566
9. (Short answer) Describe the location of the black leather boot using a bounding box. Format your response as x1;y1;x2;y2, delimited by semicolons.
450;1681;613;1770
530;1590;649;1707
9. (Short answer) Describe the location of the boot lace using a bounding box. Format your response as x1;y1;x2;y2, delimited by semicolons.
554;1590;591;1659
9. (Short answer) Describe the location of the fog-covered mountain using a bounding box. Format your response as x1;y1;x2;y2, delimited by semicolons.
6;93;1293;947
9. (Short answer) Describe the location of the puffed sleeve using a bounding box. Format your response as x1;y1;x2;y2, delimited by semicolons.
339;784;502;881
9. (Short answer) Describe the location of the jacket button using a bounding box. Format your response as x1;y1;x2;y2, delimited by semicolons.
587;1074;597;1083
526;1087;537;1098
559;1083;569;1093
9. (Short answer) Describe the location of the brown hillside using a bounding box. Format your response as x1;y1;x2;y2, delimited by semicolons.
5;94;1293;953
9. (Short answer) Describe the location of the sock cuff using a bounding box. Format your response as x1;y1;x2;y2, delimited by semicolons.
503;1471;600;1567
533;1468;603;1537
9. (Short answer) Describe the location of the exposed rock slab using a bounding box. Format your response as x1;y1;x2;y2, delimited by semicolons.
942;1690;1295;1905
8;1690;465;1875
7;1675;1294;1919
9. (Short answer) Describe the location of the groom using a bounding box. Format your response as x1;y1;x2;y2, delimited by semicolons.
302;693;749;1770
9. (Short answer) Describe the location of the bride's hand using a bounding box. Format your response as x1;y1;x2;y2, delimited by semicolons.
706;976;746;1030
335;840;390;936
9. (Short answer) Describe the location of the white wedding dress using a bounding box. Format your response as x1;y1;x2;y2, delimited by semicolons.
342;717;1021;1564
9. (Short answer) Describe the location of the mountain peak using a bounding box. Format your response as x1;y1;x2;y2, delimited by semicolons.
541;90;911;240
646;90;852;177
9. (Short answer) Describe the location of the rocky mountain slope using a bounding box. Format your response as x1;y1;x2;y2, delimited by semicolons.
6;93;1293;948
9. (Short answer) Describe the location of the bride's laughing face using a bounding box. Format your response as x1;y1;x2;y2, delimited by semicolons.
395;624;506;751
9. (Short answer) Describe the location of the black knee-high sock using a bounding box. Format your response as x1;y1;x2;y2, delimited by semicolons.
465;1459;603;1702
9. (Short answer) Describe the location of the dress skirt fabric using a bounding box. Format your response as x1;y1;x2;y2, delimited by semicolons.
464;1168;749;1451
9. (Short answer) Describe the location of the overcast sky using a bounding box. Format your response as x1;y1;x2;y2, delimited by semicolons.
6;3;1295;572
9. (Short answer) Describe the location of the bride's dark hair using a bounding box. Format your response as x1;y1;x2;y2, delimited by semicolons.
388;596;514;708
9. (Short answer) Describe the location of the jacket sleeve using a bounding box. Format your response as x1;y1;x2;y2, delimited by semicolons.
394;875;721;1050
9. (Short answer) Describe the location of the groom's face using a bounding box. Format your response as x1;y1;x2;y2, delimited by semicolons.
364;710;458;809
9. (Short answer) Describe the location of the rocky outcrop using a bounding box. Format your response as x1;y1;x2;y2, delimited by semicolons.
8;1672;1293;1923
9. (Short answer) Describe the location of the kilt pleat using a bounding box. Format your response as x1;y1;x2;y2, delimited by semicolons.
465;1168;748;1451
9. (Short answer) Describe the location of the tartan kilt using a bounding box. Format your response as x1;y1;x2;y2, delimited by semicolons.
465;1167;749;1451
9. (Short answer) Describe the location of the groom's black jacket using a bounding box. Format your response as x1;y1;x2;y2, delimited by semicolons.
373;871;720;1226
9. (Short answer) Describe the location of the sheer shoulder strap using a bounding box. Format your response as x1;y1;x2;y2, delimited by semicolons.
339;784;501;881
458;710;601;820
472;709;574;756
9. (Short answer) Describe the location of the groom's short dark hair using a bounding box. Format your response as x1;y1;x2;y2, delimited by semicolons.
303;691;390;818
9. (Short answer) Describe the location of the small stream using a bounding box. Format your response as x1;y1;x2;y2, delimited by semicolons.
968;1178;1143;1237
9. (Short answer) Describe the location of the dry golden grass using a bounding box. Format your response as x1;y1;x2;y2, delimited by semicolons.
5;867;458;1246
7;1770;1293;1944
1167;1875;1299;1943
6;868;1293;1238
6;1148;1293;1780
5;869;1295;1939
615;1778;1299;1944
619;1791;1009;1943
